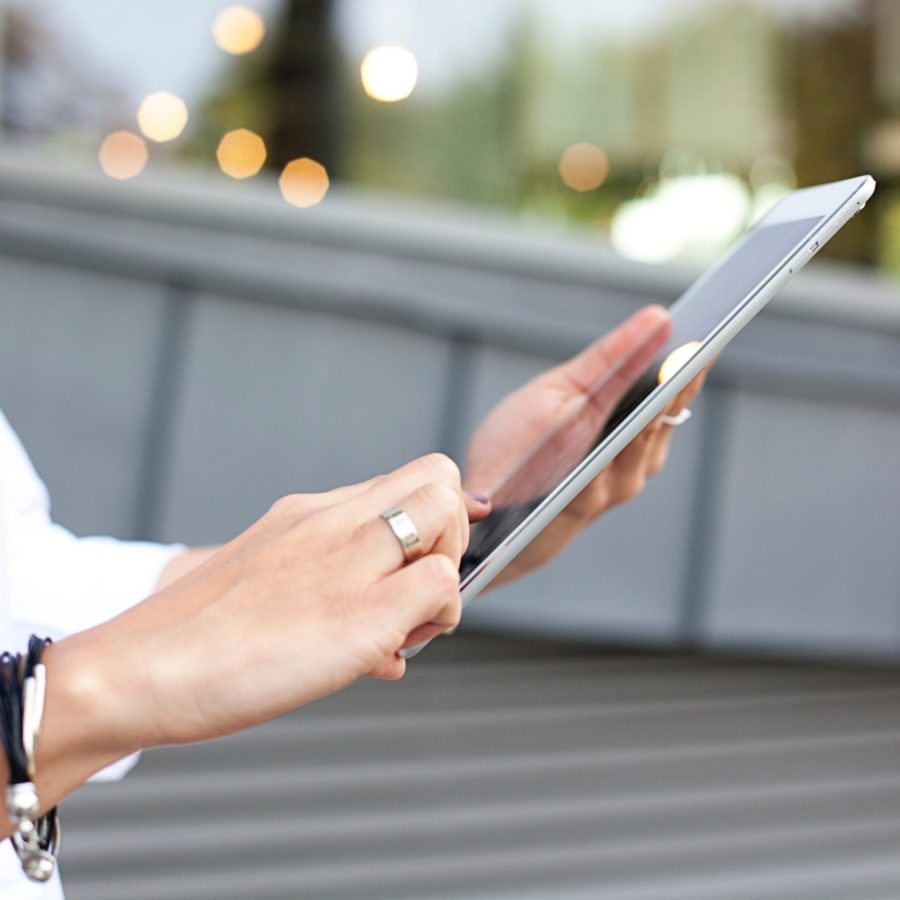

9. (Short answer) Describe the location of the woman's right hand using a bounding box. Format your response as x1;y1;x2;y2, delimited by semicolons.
43;453;486;769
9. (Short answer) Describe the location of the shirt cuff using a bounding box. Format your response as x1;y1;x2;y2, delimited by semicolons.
7;530;187;642
90;752;142;783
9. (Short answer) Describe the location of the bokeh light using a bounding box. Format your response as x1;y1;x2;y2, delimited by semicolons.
212;5;266;55
558;142;609;192
279;158;330;208
360;46;418;102
216;128;267;179
611;174;751;263
137;91;189;143
659;342;702;385
97;131;149;180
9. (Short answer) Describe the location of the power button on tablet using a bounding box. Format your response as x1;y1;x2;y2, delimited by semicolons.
790;241;819;274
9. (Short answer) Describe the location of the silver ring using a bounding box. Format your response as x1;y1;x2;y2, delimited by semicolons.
380;507;423;563
660;408;692;427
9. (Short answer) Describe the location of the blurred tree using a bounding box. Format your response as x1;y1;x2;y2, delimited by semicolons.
264;0;341;173
1;4;123;137
789;0;884;264
342;18;533;210
194;0;341;176
191;0;896;269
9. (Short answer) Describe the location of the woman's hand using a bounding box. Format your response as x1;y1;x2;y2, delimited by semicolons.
0;453;493;836
465;306;710;586
43;453;489;766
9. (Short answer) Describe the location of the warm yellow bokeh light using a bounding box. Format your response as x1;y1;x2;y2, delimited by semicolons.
360;46;418;102
216;128;267;179
212;5;266;55
137;91;189;143
279;158;330;208
98;131;149;180
559;142;610;192
659;341;702;385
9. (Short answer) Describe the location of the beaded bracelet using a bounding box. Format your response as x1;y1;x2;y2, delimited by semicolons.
0;636;60;882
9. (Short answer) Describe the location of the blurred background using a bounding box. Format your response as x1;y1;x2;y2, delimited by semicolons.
1;1;900;897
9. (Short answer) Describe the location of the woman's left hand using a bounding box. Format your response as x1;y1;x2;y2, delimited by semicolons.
464;305;711;587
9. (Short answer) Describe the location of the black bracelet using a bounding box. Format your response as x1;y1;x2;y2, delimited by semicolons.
0;635;60;883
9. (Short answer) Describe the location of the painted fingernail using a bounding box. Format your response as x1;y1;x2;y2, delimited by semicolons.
466;490;490;505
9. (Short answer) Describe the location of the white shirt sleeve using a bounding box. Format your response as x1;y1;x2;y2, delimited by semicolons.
1;410;185;640
1;410;186;781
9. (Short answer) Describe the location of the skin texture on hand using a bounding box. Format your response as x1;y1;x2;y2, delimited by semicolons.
465;305;710;586
119;452;494;747
0;453;490;837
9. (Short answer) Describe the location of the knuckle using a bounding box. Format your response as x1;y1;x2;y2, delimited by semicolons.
650;448;668;476
347;517;370;550
622;475;646;500
270;493;302;517
421;481;462;518
564;492;593;526
566;476;611;522
425;553;460;591
422;452;461;485
446;592;463;628
571;490;602;525
373;657;406;681
380;663;406;682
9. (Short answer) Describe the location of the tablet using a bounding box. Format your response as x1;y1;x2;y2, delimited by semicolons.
402;174;875;658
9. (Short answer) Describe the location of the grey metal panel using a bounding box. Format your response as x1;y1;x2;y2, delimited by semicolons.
58;636;900;899
3;157;900;350
720;308;900;405
155;293;453;545
703;390;900;654
2;156;899;338
0;256;166;537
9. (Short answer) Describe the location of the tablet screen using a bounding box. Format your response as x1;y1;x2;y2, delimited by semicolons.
461;214;823;582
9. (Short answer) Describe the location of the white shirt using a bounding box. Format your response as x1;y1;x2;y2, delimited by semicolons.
0;409;184;898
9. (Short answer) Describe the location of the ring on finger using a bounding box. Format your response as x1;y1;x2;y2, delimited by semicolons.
380;507;424;564
660;408;692;427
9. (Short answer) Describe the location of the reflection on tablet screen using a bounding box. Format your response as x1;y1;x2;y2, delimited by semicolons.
461;215;822;582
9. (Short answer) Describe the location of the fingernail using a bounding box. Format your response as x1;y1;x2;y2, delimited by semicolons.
466;490;490;505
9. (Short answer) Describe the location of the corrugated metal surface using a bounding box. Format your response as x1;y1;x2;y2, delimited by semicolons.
60;635;900;899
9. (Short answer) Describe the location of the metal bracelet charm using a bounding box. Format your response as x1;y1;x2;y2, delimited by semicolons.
8;779;59;882
2;642;60;883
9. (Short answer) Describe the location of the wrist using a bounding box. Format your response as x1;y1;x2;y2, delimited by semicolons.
38;634;143;787
0;633;140;840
